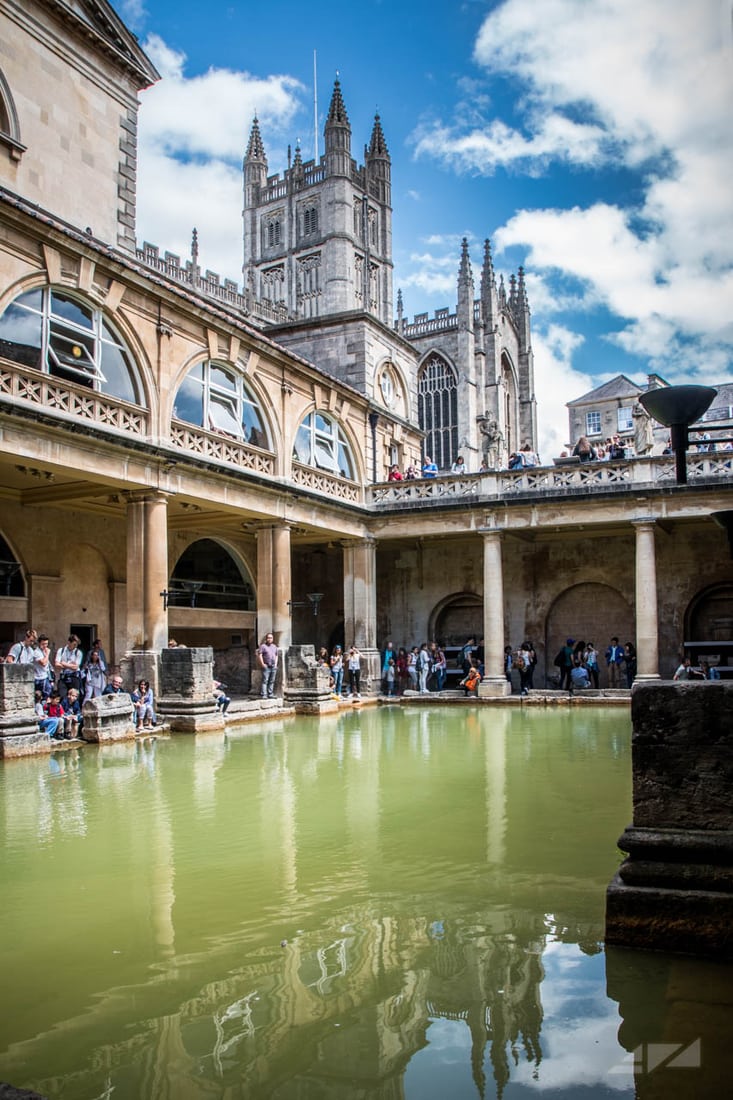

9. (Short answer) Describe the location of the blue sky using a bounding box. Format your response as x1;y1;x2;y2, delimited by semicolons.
118;0;733;457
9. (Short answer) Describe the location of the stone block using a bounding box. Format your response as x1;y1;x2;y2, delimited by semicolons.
157;646;224;732
0;664;40;746
82;693;135;743
283;645;337;714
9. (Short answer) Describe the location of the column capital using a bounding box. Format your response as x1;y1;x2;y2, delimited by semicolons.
631;516;657;529
478;526;503;541
125;489;172;506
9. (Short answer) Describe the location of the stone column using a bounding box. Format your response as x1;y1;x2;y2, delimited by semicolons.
342;537;380;692
478;527;511;697
255;523;292;696
126;491;169;653
633;518;660;681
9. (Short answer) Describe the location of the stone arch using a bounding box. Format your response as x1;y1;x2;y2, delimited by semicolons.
545;582;633;683
685;583;733;644
168;538;255;610
0;531;25;598
0;66;24;158
431;591;482;646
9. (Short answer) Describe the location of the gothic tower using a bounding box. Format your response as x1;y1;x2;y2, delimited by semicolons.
242;80;393;325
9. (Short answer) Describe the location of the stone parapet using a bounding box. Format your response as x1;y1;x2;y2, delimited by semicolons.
283;645;339;714
605;680;733;959
0;663;49;757
157;646;224;732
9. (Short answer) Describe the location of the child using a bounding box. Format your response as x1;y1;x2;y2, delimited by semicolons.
385;658;396;696
36;689;62;739
213;680;230;715
62;687;83;739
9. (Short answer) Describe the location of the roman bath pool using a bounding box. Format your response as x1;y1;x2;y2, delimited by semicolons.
1;705;730;1099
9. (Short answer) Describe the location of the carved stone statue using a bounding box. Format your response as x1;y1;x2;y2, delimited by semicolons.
632;402;654;456
477;413;504;469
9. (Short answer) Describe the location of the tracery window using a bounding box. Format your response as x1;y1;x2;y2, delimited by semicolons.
418;353;458;470
265;216;282;249
293;411;355;479
173;360;270;448
0;287;139;403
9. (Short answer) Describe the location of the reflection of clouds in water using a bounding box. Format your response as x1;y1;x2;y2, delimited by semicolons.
510;941;632;1092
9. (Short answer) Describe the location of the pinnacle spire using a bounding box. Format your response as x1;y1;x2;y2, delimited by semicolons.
481;239;495;291
326;78;350;128
245;116;266;162
368;113;389;158
458;237;473;284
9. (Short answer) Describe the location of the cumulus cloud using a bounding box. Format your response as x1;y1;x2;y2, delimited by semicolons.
135;36;303;282
532;324;592;460
411;0;733;383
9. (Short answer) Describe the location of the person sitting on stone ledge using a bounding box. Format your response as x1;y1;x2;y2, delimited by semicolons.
35;689;62;739
213;679;231;714
131;679;156;728
570;657;591;692
102;674;125;694
62;687;83;739
459;661;481;697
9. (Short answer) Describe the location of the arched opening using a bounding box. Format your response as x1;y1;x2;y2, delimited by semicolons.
173;360;271;449
0;534;24;598
685;583;733;674
169;540;255;611
432;592;482;646
293;411;356;479
546;582;632;688
418;353;458;470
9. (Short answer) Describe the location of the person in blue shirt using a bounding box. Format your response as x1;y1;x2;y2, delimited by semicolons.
422;455;438;478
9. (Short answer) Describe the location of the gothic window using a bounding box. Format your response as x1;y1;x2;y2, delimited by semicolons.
293;411;355;479
353;200;362;240
263;213;283;250
261;264;285;303
173;360;270;448
418;354;458;470
0;287;140;403
297;253;321;319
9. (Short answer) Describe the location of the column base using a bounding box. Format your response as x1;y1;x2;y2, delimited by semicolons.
478;677;512;698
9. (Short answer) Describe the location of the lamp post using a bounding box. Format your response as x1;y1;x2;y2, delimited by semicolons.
638;385;717;485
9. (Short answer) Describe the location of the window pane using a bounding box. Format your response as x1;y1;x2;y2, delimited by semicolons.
208;394;242;437
100;340;137;404
48;321;96;373
617;407;633;432
50;293;93;330
210;364;236;392
174;370;204;425
314;437;337;471
0;300;43;369
294;422;311;463
242;398;268;448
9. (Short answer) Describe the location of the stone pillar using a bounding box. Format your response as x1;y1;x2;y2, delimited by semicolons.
478;528;511;697
126;491;169;653
0;663;50;757
82;693;136;743
156;646;224;733
606;681;733;958
255;523;292;696
283;645;338;714
633;518;660;681
342;537;380;693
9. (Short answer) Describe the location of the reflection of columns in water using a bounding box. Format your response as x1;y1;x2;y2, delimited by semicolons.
633;518;660;680
192;732;227;813
256;523;292;648
485;709;509;867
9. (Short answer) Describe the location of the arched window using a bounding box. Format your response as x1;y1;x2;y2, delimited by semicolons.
303;205;319;236
418;353;458;470
173;360;270;448
293;411;355;479
0;287;139;403
266;218;282;248
0;67;24;158
168;539;255;610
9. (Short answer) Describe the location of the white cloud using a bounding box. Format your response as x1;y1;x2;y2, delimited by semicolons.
411;0;733;382
531;323;592;459
135;36;303;282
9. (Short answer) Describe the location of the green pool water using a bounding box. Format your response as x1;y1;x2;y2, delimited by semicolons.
0;705;730;1099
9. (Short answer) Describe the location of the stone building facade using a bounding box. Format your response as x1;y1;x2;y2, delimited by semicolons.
0;0;731;708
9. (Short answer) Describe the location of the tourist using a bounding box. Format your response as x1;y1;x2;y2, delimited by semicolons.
103;674;125;694
384;659;396;696
432;644;447;691
257;631;279;699
417;643;431;693
451;455;467;474
330;645;344;696
82;649;107;701
346;645;362;699
387;464;402;481
516;644;532;696
605;636;624;688
34;635;54;698
673;656;695;680
35;689;62;739
45;691;65;735
131;679;156;728
460;637;476;675
459;661;481;697
404;464;419;480
623;642;637;687
520;443;539;466
559;638;575;691
396;647;409;693
572;436;597;462
62;687;83;739
406;646;419;690
570;657;591;691
422;455;438;478
584;642;600;688
504;645;513;684
381;640;396;690
213;679;231;714
524;640;537;689
700;660;720;680
5;628;42;666
54;634;83;699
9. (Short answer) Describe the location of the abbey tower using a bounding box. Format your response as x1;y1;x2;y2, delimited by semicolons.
243;81;537;471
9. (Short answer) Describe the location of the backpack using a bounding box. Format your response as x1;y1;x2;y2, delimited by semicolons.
553;649;565;668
